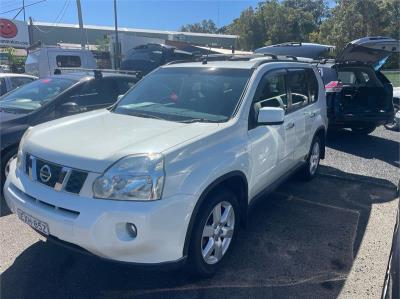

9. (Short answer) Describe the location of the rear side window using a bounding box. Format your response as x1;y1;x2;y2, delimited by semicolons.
115;78;137;95
338;71;357;85
306;69;319;103
288;69;309;108
56;55;81;68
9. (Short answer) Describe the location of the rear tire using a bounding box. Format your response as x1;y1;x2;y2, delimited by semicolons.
187;187;239;277
384;104;399;131
351;125;376;135
300;136;321;181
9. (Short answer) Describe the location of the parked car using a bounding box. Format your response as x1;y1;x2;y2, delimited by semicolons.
0;73;37;96
4;56;327;276
25;47;97;78
0;70;139;194
121;43;194;75
385;87;400;130
256;36;400;134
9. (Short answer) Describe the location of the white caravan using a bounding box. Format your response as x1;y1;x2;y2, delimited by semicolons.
25;47;96;78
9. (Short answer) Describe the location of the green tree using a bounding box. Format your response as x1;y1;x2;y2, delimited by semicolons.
180;19;218;34
227;7;265;50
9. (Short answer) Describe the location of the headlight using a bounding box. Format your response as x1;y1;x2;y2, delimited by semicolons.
93;154;165;201
17;127;32;170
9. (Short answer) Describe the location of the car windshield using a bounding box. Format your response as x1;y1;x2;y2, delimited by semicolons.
113;67;252;122
0;77;77;113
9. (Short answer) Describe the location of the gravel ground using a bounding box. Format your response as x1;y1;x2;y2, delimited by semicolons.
0;126;399;299
323;126;399;186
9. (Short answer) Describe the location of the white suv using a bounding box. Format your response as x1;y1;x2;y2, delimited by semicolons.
4;56;327;276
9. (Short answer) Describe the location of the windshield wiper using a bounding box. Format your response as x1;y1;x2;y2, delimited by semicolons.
126;111;167;121
179;118;223;123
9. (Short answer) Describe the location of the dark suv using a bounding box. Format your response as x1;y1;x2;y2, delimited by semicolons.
0;71;139;193
256;36;399;134
121;43;194;75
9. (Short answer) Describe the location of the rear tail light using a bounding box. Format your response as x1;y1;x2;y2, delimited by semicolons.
325;81;343;93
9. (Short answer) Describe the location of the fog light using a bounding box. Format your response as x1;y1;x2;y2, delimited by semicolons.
126;223;137;238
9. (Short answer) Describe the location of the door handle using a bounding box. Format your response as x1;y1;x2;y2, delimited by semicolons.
285;122;295;130
309;112;316;118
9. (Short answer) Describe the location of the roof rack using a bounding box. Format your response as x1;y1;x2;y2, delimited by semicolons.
53;68;142;79
165;53;310;69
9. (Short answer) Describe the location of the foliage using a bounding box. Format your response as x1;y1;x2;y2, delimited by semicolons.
95;36;110;52
180;19;218;34
179;0;400;69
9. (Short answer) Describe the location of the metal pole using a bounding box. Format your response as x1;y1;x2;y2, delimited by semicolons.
23;0;26;21
113;0;119;69
76;0;85;49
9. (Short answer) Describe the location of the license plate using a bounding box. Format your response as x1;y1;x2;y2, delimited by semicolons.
17;209;49;235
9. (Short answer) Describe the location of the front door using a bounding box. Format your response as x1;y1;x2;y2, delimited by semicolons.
248;69;294;197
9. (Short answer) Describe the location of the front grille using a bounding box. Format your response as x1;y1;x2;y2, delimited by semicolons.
25;154;88;194
35;158;63;188
65;170;88;193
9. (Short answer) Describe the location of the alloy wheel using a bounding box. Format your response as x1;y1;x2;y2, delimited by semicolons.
309;141;320;175
201;201;235;265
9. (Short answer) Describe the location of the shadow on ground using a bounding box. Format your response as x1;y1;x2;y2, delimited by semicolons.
327;129;399;169
1;165;397;299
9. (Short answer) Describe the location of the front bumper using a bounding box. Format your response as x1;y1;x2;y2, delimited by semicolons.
4;160;196;264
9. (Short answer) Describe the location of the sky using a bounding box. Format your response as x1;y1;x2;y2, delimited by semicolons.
1;0;261;31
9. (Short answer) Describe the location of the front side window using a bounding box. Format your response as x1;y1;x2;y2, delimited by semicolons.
254;71;288;110
288;69;309;108
68;78;120;109
56;55;82;67
0;78;77;113
10;77;35;89
114;67;251;122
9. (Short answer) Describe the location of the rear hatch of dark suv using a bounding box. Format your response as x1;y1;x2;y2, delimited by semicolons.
328;37;399;129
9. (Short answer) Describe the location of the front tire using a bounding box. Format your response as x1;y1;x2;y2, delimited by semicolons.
1;149;17;195
300;136;321;181
187;187;239;277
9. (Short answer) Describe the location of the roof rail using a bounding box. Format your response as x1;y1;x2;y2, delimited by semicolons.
165;60;196;65
53;68;142;79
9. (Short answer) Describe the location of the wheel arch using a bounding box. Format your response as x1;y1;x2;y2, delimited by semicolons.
182;170;248;257
314;125;326;159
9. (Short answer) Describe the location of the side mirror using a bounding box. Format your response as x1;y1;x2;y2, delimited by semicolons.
60;102;81;115
257;107;285;125
117;94;124;101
